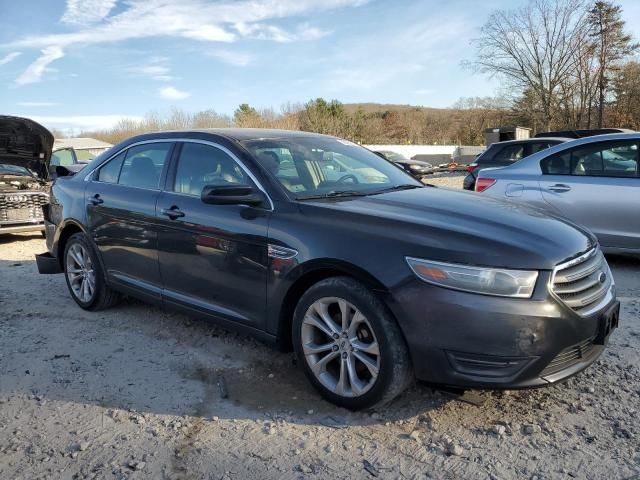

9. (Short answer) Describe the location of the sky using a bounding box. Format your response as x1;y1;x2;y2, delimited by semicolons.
1;0;639;134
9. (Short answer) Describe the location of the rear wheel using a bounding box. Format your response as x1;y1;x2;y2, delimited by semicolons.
293;277;413;410
63;232;119;310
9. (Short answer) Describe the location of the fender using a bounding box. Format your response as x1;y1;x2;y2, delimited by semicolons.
267;257;389;349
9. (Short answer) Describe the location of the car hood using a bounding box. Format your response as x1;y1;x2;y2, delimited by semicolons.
300;187;595;270
0;115;54;180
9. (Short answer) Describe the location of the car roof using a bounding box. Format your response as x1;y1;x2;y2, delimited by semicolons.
478;132;640;177
489;137;572;146
148;128;333;142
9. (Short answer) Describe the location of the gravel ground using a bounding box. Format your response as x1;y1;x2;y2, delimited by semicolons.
1;231;639;479
422;171;466;189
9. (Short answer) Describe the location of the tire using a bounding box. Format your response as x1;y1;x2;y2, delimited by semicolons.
63;232;120;311
292;276;413;410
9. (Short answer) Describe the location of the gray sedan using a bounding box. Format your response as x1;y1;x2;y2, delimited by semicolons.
476;133;639;254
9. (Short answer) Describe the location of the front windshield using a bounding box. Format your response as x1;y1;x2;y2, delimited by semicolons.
0;164;33;177
243;136;421;199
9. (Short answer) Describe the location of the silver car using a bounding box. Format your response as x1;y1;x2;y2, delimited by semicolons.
475;133;639;254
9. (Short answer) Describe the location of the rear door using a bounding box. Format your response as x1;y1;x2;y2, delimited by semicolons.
85;142;174;300
156;141;270;328
539;140;639;249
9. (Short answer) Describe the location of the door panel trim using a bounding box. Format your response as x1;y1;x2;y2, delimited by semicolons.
109;271;162;298
162;287;250;323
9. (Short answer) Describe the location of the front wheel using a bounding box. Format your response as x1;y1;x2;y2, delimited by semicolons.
293;277;413;410
63;232;119;310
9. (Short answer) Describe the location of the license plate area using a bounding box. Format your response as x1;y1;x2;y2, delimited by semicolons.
6;208;31;221
594;301;620;345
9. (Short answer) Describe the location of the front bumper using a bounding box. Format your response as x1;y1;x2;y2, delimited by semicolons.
0;221;45;234
388;273;618;389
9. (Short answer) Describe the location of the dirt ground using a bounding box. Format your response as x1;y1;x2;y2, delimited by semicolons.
1;228;639;479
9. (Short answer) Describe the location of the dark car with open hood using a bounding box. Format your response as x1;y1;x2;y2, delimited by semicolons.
0;116;54;235
36;129;619;409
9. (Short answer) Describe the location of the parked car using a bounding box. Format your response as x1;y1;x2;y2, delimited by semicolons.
36;129;618;409
534;128;635;139
51;147;95;168
463;138;570;191
373;150;434;178
476;133;639;254
0;116;53;235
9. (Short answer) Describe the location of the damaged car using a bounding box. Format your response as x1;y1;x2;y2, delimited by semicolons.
36;129;619;410
0;116;53;235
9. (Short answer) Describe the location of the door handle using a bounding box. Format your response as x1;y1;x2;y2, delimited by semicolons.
89;193;104;205
548;184;572;192
161;206;185;220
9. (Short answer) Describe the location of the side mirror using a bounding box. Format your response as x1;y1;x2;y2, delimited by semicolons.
201;184;265;206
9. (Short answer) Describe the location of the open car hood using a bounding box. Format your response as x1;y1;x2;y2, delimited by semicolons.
0;115;54;180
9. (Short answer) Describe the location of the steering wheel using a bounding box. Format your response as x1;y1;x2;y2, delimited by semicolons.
336;174;359;184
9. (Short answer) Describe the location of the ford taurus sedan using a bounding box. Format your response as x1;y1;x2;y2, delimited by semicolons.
476;133;640;255
36;129;619;409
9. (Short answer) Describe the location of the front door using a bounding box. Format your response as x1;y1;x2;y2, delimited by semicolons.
156;141;270;328
539;140;640;250
85;142;174;299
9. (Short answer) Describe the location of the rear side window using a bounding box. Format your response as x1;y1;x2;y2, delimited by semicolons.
491;144;525;163
97;151;126;183
118;143;172;189
542;141;638;177
530;142;553;154
541;152;571;175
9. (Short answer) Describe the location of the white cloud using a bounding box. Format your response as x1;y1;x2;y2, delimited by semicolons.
182;25;236;42
128;59;173;81
207;50;253;66
15;46;64;85
16;101;59;107
0;51;21;66
296;23;330;41
61;0;117;25
159;86;191;100
7;0;368;50
4;0;368;87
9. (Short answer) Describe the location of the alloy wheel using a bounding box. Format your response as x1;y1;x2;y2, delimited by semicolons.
301;297;381;397
66;243;96;303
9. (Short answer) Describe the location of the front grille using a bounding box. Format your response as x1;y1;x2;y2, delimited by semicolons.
550;247;613;315
0;192;48;222
541;336;596;377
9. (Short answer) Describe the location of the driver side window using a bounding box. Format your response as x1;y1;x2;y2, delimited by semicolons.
173;143;249;196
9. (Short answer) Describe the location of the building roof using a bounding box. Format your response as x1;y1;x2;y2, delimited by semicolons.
53;137;113;150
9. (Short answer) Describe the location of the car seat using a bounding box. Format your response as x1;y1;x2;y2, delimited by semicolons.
124;156;158;189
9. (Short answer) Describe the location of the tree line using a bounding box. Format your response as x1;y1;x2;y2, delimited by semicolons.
83;0;639;146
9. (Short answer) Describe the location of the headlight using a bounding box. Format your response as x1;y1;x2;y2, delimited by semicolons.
406;257;538;298
409;164;423;171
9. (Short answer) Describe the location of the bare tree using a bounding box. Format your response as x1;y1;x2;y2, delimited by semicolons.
469;0;589;131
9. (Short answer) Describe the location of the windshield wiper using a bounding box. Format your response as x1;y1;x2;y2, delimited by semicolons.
297;190;370;200
369;184;423;195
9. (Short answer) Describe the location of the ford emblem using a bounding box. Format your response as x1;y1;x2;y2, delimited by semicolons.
598;271;607;284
